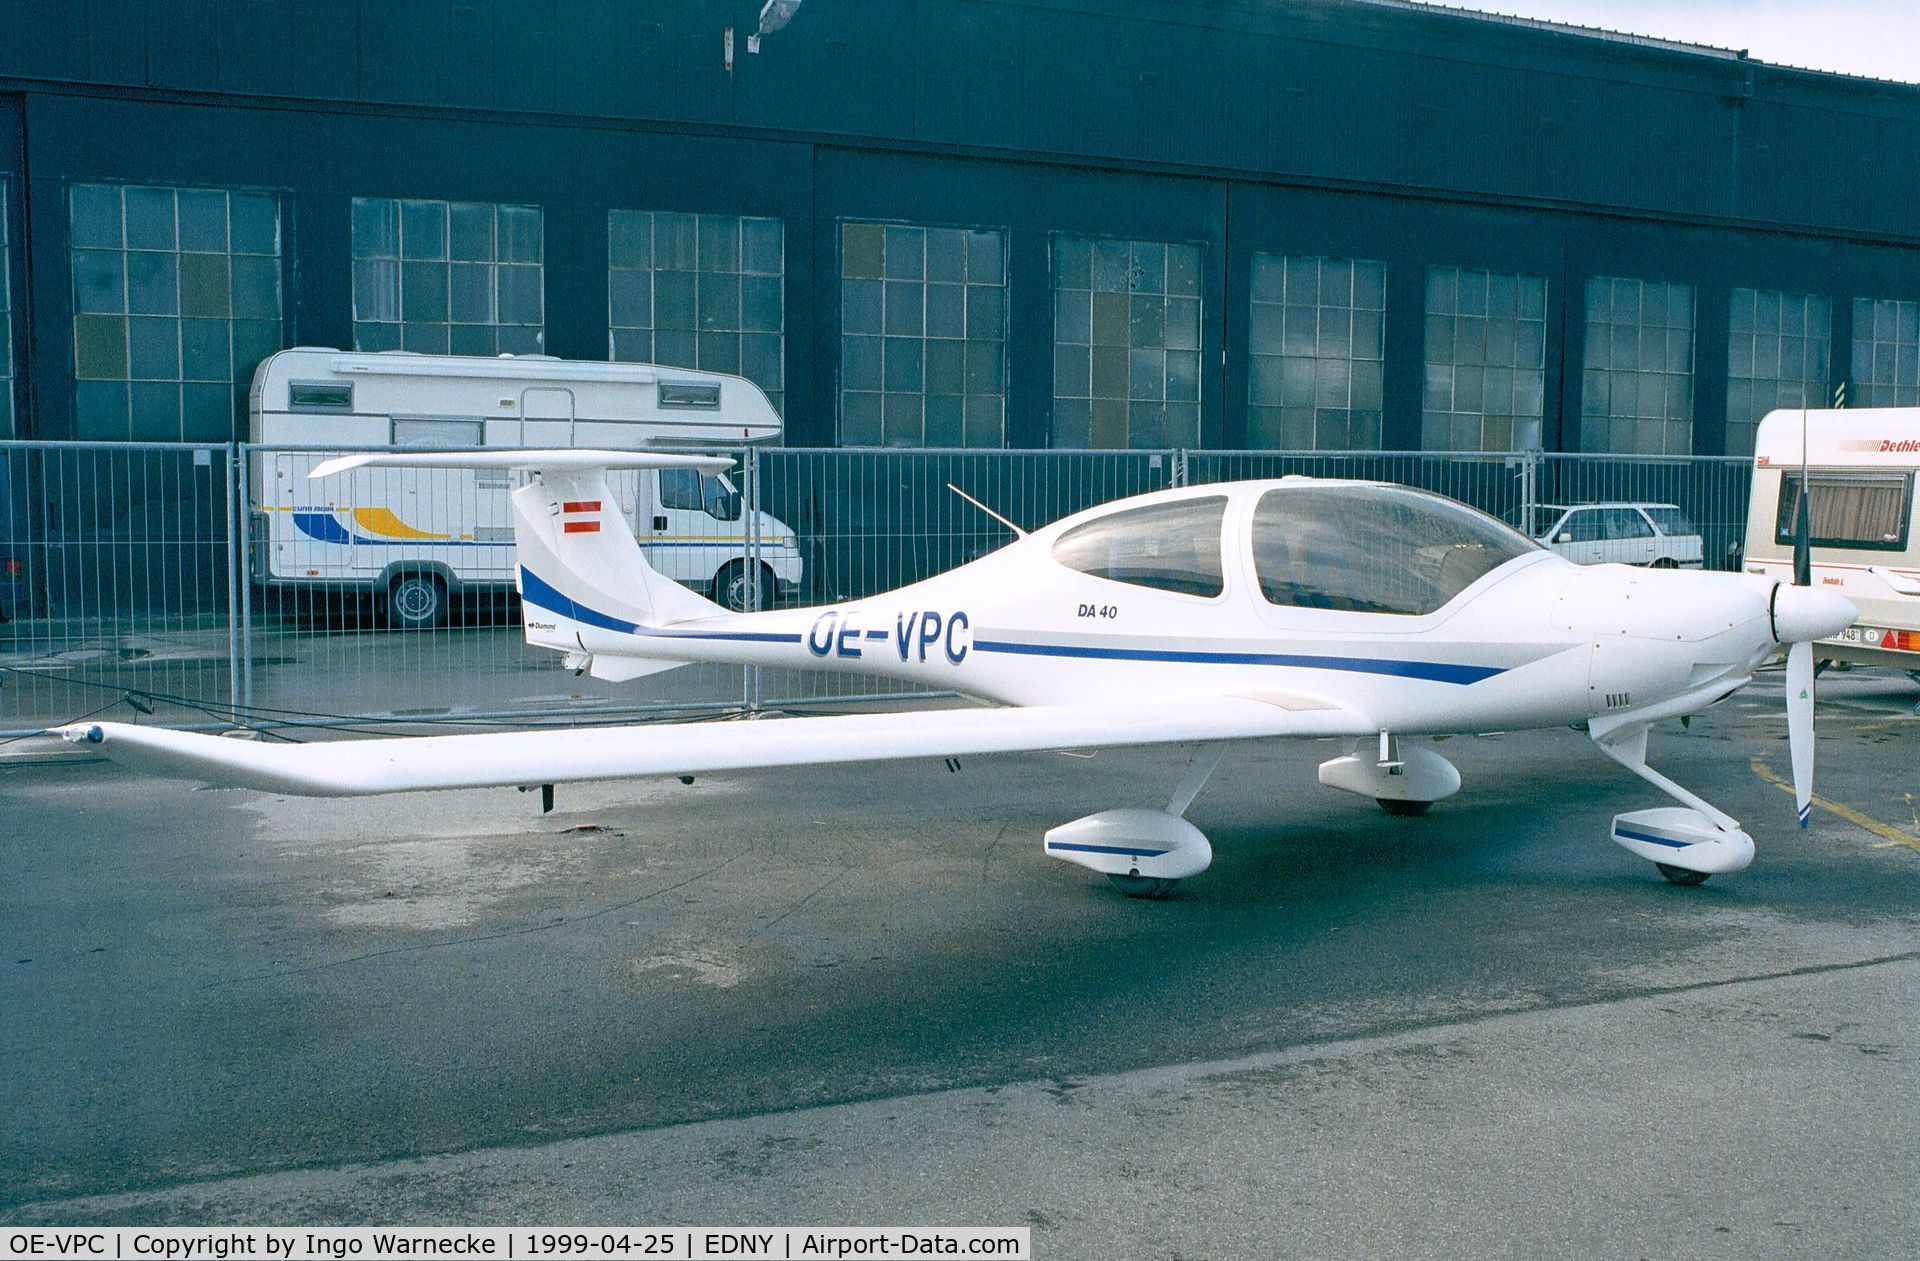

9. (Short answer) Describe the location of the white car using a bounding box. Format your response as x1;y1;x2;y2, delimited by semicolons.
1536;502;1704;568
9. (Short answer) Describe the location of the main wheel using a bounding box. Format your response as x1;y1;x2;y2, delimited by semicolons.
1377;798;1433;817
713;560;776;612
386;572;448;630
1656;863;1711;886
1107;873;1181;899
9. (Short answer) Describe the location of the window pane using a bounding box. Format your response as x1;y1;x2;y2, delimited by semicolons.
609;210;784;413
1726;289;1830;456
842;221;1004;445
1422;266;1549;452
1852;296;1919;408
1581;275;1695;454
71;183;282;440
1250;253;1384;450
358;198;543;353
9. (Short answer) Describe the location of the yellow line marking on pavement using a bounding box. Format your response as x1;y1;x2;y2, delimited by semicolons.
1750;758;1920;853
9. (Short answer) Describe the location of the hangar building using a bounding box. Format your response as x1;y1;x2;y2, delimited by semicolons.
0;0;1917;456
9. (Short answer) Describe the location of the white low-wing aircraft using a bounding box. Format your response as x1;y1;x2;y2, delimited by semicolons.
64;447;1854;897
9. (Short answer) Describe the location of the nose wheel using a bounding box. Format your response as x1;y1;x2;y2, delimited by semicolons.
1655;863;1711;887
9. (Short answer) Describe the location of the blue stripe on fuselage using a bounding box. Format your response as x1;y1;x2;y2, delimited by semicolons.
517;568;802;643
518;568;1506;682
974;638;1504;685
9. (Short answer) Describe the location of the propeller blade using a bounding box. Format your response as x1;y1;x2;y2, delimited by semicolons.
1786;640;1814;828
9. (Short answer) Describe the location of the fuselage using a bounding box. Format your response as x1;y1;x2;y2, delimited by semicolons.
548;479;1799;739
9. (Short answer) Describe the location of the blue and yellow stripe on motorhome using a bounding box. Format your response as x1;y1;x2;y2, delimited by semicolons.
287;505;798;553
291;506;498;546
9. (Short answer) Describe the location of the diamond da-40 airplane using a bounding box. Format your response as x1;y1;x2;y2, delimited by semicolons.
66;447;1855;897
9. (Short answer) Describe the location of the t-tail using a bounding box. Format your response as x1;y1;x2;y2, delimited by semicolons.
309;449;732;681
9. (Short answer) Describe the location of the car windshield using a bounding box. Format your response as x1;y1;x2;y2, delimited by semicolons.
1252;485;1539;616
1643;507;1696;535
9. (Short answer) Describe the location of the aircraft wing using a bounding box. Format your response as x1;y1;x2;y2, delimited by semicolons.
60;694;1372;797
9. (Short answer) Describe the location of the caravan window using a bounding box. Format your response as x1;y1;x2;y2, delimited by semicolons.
1775;472;1912;551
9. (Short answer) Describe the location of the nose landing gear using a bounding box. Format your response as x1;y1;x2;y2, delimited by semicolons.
1591;716;1754;884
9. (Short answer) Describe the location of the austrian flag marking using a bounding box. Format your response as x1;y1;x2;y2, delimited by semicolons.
561;500;602;534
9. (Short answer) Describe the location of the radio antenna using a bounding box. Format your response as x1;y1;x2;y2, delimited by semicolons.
946;483;1027;538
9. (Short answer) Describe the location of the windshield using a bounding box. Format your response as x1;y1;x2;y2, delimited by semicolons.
1252;485;1539;616
1643;507;1697;536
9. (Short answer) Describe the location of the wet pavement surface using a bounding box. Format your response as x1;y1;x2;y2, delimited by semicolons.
4;670;1917;1256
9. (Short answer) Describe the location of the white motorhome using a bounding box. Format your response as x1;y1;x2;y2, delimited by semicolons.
248;348;802;627
1743;408;1920;670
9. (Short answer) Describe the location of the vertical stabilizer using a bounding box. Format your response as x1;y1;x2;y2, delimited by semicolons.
510;467;722;654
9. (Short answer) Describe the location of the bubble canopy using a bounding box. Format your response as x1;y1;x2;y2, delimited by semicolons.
1050;483;1540;614
1252;484;1540;615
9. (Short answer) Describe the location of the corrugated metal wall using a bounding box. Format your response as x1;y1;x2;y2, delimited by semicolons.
2;0;1914;241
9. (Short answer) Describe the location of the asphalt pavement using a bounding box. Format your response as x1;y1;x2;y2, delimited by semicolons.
3;670;1917;1258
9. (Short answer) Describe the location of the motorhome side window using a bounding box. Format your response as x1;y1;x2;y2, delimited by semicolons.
1775;472;1913;551
289;380;353;412
392;417;483;447
1051;497;1227;598
659;380;721;409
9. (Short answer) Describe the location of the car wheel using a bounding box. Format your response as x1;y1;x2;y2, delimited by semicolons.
1651;558;1678;569
387;572;448;630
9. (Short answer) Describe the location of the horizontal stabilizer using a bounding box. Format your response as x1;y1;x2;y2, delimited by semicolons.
62;695;1370;798
309;449;734;480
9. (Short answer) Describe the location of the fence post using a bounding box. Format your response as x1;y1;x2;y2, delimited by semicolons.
235;443;254;716
1520;448;1540;538
743;444;762;715
1170;448;1188;488
222;443;241;724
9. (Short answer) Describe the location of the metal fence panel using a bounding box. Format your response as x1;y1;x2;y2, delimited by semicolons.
1537;453;1752;571
753;447;1175;707
1189;449;1535;527
237;445;760;729
0;440;1769;739
1;440;236;736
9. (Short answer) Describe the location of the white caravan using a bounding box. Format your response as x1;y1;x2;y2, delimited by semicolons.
1742;408;1920;670
247;348;802;626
